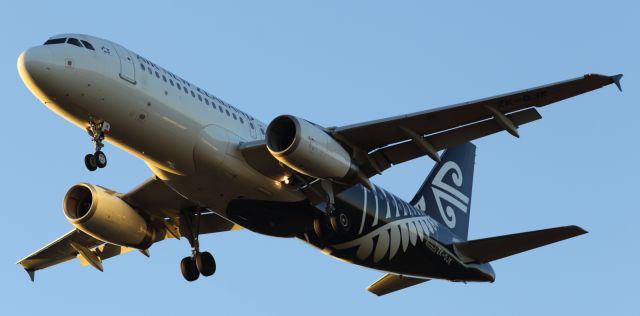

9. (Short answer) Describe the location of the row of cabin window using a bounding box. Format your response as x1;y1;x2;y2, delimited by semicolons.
137;56;251;118
44;37;95;51
138;61;264;134
136;55;242;114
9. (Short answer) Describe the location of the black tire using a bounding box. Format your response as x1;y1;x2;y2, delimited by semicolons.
94;151;107;168
84;154;98;171
195;251;216;277
330;210;351;233
313;218;324;239
180;256;199;281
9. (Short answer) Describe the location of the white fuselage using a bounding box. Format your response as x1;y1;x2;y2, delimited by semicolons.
18;33;304;217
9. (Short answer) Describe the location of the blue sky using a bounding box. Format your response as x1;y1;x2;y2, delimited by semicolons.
1;1;637;314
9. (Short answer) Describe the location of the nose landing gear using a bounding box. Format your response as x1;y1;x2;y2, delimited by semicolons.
84;120;110;171
179;208;217;282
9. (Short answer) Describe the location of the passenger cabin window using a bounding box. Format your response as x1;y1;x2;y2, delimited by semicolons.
81;40;95;50
67;38;82;48
44;38;66;45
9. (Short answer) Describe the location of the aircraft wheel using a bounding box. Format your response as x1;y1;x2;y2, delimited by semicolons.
94;151;107;168
313;218;324;239
180;256;199;281
195;251;216;277
84;154;98;171
330;210;351;233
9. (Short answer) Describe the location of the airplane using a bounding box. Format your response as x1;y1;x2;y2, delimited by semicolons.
17;33;623;296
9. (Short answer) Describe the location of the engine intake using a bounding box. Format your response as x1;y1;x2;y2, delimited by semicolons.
64;183;156;249
266;115;353;179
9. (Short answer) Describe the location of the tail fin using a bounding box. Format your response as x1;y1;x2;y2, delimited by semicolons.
410;142;476;240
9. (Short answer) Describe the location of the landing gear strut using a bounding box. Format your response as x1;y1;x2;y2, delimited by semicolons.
313;180;351;238
84;120;110;171
180;207;216;282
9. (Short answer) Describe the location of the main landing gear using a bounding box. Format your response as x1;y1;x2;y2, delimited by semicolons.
180;208;216;282
84;120;110;171
313;180;351;238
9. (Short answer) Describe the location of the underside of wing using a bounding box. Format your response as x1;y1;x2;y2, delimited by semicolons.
335;74;622;153
18;229;108;279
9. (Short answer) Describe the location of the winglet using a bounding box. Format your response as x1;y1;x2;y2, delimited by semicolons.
611;74;623;92
25;269;35;282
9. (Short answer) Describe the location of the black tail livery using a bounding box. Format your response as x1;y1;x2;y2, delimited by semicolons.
411;142;476;240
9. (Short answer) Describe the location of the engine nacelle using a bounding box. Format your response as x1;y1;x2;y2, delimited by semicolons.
266;115;353;179
63;183;155;249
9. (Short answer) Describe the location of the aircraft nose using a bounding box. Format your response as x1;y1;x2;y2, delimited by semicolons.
17;46;54;83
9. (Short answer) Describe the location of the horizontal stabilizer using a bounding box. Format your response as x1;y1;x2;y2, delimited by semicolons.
453;225;587;264
367;274;430;296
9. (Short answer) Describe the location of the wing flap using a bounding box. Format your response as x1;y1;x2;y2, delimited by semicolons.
452;225;587;264
368;108;541;174
77;244;136;267
367;273;430;296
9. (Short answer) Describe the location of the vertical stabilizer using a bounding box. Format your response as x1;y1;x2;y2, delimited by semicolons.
410;142;476;240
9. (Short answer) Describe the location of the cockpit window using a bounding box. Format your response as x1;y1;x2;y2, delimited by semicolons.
81;40;95;50
44;38;66;45
67;38;83;48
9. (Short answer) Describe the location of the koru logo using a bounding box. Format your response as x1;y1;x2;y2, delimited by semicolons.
101;46;111;55
430;161;469;228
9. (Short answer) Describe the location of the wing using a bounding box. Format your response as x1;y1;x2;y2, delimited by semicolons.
242;74;622;180
18;177;240;280
367;273;430;296
18;229;107;279
335;73;622;176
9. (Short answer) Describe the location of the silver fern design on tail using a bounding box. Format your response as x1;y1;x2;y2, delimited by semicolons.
333;216;440;262
431;161;469;229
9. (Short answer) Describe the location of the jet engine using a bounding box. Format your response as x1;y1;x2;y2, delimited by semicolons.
63;183;156;249
266;115;355;180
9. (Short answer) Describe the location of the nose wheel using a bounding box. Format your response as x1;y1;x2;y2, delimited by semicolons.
84;120;110;171
84;151;107;171
180;208;217;282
